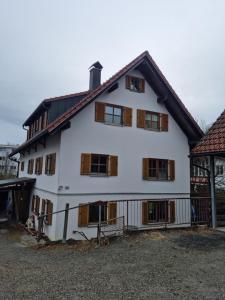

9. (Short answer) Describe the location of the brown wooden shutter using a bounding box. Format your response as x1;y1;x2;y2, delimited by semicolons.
125;76;131;89
169;201;176;223
123;107;132;127
30;159;34;174
43;111;48;128
35;196;40;214
40;157;43;174
168;160;175;181
140;79;145;93
50;153;56;175
142;201;148;225
109;155;118;176
160;114;168;131
46;200;53;225
95;102;105;123
39;115;43;131
35;158;38;174
143;158;149;179
31;195;35;212
78;204;89;227
137;109;146;128
108;202;117;224
41;199;46;215
45;155;48;174
80;153;91;175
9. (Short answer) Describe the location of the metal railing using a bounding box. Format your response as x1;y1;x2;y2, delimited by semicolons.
37;196;211;243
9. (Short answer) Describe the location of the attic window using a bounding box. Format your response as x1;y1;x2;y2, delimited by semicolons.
126;76;145;93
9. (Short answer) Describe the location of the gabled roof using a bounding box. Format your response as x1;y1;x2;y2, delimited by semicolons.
10;50;203;157
192;110;225;156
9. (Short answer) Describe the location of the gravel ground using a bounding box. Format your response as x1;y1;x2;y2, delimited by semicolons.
0;227;225;300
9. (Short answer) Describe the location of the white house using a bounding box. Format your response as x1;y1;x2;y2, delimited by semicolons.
9;51;203;241
0;144;18;177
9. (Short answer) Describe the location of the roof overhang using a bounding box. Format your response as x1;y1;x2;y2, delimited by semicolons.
0;177;36;190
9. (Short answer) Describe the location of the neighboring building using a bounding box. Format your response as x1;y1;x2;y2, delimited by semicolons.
9;51;203;240
0;144;18;177
192;109;225;227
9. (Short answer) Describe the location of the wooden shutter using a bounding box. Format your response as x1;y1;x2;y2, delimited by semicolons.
125;75;131;89
31;195;35;212
31;159;34;174
95;102;105;123
143;158;149;179
35;158;38;174
169;201;176;223
108;202;117;224
43;111;48;128
35;196;40;214
45;155;48;174
142;201;148;225
50;153;56;175
80;153;91;175
160;114;168;131
168;160;175;181
137;109;146;128
39;157;43;174
39;115;43;131
41;199;46;215
140;79;145;93
109;155;118;176
123;107;132;127
46;200;53;225
78;204;89;227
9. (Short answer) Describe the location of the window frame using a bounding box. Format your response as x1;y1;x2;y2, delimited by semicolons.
104;104;123;126
90;154;108;176
88;202;108;225
147;201;169;224
149;159;168;180
145;111;160;131
45;153;56;176
126;75;145;93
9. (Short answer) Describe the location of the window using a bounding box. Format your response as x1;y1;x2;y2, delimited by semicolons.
28;159;34;174
95;102;132;127
89;202;107;223
35;157;43;175
78;202;117;227
126;76;145;93
40;199;53;225
143;158;175;181
80;153;118;176
216;165;224;176
31;195;40;215
21;161;24;172
137;109;168;131
105;104;123;125
145;112;160;130
148;201;168;223
45;153;56;175
91;154;108;175
142;200;175;224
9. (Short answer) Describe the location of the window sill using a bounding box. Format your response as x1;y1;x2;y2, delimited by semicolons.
143;178;173;182
89;174;109;177
104;122;124;127
126;88;143;93
143;127;160;132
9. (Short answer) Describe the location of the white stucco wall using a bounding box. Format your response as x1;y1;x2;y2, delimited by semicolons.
58;70;190;195
19;133;60;194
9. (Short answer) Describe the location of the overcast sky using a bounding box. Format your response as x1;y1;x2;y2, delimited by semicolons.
0;0;225;144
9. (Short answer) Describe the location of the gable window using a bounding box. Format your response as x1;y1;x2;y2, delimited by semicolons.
91;154;108;175
126;75;145;93
28;159;34;174
142;200;175;224
95;102;132;127
80;153;118;176
137;109;168;131
45;153;56;175
143;158;175;181
105;104;123;125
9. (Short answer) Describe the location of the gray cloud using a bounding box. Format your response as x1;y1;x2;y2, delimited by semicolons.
0;0;225;144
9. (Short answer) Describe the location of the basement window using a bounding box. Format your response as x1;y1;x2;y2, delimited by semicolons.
89;202;107;224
